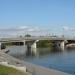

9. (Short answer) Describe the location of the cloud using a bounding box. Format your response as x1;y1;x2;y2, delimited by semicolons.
0;26;50;32
17;26;28;30
0;26;28;31
62;26;74;31
0;26;52;37
27;29;35;32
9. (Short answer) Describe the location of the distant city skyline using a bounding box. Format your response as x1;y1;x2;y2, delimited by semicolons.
0;0;75;37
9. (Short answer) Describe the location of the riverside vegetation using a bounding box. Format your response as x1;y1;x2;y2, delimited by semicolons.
37;40;56;55
37;40;54;48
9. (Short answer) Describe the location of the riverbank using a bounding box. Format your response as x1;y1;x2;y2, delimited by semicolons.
0;64;27;75
0;51;71;75
22;60;72;75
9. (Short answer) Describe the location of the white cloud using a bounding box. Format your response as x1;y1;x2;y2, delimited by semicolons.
62;26;73;31
0;26;52;37
17;26;28;30
0;26;28;32
27;29;35;32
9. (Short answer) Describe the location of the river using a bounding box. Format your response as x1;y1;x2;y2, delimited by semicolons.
6;46;75;75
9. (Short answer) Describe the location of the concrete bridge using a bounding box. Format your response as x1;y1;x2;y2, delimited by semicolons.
0;36;75;55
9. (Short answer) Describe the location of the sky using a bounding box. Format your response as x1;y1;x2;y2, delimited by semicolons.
0;0;75;37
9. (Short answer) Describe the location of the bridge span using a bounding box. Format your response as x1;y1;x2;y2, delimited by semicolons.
0;36;74;41
0;36;75;56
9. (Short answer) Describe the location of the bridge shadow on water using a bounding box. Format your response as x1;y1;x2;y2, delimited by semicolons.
25;48;63;58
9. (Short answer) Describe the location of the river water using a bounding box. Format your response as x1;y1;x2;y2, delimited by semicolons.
6;46;75;75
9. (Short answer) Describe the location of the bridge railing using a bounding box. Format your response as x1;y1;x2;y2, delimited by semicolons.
0;36;75;42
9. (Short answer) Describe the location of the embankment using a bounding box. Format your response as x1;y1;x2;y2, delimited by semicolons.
0;51;72;75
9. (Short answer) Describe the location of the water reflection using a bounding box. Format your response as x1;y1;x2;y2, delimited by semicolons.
7;46;64;58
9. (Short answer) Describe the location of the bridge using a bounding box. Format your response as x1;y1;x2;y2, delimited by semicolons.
0;36;75;55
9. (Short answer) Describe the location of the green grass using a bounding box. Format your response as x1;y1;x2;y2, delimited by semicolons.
0;64;27;75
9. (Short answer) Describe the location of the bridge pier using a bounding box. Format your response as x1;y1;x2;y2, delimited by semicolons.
23;40;27;49
26;43;32;56
53;41;65;51
60;41;65;50
31;42;37;55
20;40;31;56
31;40;39;56
23;41;25;46
25;40;39;56
0;42;1;50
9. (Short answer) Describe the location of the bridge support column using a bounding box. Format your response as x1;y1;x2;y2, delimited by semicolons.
0;42;1;50
23;40;25;46
60;41;65;50
31;42;37;55
23;40;27;53
31;40;39;56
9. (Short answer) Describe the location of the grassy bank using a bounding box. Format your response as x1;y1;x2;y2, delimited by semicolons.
0;64;27;75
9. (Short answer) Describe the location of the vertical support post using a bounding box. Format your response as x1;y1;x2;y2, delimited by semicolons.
23;40;25;46
31;40;39;56
31;42;37;55
23;40;27;53
0;42;1;50
60;41;65;51
26;42;31;56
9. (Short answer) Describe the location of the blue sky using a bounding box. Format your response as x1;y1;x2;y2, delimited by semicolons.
0;0;75;36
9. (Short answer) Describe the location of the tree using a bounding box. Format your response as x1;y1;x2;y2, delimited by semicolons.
25;34;31;37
